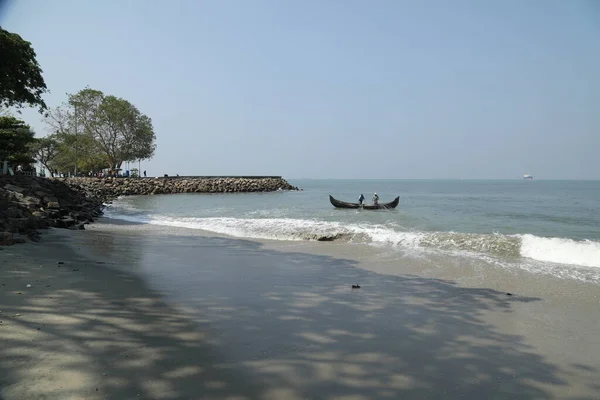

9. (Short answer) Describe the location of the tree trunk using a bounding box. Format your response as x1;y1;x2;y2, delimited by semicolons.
42;162;52;177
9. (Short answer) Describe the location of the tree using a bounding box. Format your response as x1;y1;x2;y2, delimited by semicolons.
61;131;108;173
128;114;156;161
0;116;36;165
43;133;79;174
32;135;59;175
44;104;73;138
44;106;109;174
0;26;48;112
44;104;79;173
56;88;156;170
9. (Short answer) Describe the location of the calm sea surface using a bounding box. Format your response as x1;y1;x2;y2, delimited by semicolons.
105;179;600;283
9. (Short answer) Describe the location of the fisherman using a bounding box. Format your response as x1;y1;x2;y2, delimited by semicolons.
358;193;365;205
372;192;379;205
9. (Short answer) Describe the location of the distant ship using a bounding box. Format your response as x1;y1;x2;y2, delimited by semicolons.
523;174;533;180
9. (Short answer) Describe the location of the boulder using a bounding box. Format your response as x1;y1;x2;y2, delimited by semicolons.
7;218;35;233
13;236;27;244
0;231;14;246
28;231;42;242
9;191;24;201
5;207;25;219
55;217;77;229
4;184;27;194
43;195;59;204
22;196;41;206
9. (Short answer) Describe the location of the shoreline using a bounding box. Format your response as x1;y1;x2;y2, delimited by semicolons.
94;212;600;287
0;175;299;246
1;224;598;399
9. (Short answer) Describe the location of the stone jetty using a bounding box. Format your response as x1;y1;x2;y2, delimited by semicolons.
61;176;299;200
0;175;299;245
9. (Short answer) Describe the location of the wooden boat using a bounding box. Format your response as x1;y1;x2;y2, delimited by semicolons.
329;195;399;210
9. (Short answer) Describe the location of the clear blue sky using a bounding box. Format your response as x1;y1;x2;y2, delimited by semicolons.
1;0;599;179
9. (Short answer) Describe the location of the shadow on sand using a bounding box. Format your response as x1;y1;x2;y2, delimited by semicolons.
0;229;597;399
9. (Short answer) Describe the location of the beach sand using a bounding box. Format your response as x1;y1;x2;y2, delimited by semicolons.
0;230;269;400
1;224;599;399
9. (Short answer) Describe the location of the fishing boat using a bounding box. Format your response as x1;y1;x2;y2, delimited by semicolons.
523;174;533;180
329;195;399;210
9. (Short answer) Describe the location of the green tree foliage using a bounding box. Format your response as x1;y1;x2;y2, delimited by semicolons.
0;116;36;165
0;26;48;112
33;132;111;175
69;88;156;169
44;106;109;174
53;132;108;174
46;88;156;171
31;134;59;174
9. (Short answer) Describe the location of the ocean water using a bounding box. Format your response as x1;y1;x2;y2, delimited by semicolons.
105;179;600;283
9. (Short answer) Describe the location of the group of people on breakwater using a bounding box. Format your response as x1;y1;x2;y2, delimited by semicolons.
47;169;148;178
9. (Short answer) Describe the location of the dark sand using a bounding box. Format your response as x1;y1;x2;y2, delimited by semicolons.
1;224;599;399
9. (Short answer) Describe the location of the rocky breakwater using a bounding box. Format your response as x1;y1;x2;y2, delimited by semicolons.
0;176;299;246
0;176;104;245
60;176;300;198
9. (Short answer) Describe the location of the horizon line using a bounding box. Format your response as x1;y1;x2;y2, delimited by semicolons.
285;177;600;181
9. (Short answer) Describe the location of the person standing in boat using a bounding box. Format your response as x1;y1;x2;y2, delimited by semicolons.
372;192;379;205
358;194;365;205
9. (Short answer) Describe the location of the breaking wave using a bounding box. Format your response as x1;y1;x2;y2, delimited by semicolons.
104;210;600;269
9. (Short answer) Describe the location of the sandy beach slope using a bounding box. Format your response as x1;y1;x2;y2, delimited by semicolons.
0;231;269;400
1;226;599;400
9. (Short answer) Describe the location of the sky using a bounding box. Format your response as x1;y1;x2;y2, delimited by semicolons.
1;0;599;179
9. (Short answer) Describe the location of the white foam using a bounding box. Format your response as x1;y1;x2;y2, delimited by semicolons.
519;234;600;269
103;209;600;270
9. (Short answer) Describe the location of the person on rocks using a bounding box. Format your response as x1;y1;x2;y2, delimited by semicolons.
143;170;147;177
358;194;365;205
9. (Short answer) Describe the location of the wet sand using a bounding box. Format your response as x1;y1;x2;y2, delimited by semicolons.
1;223;599;399
0;231;272;400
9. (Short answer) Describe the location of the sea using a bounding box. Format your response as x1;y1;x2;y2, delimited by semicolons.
104;179;600;285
